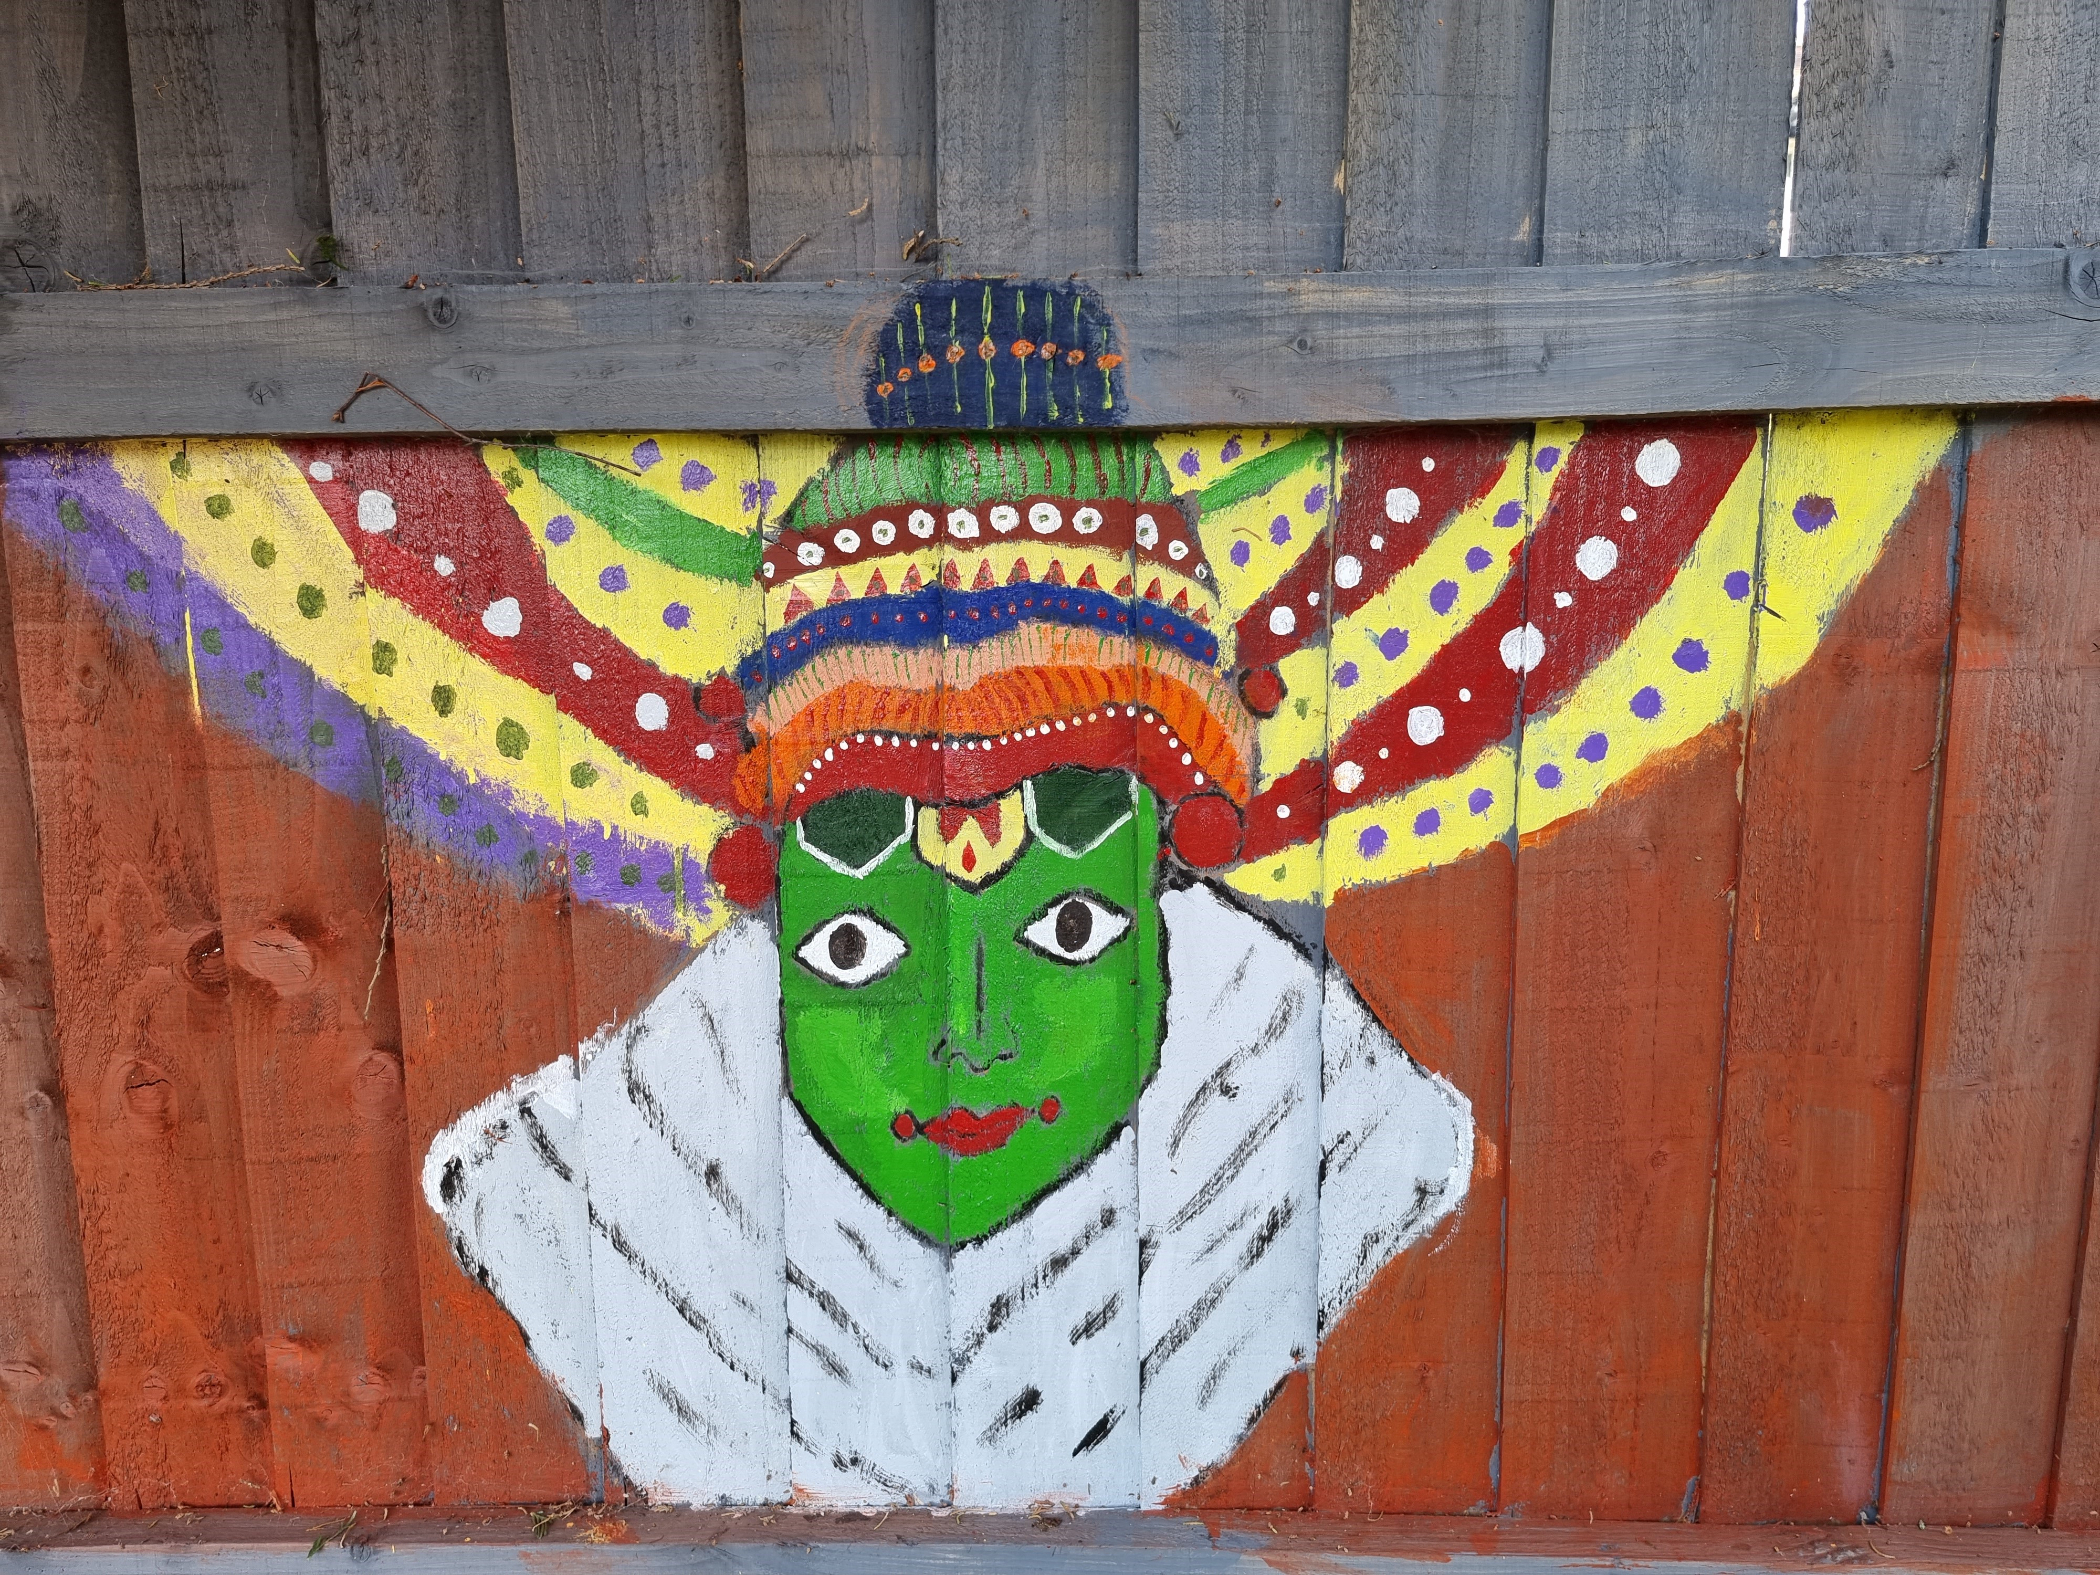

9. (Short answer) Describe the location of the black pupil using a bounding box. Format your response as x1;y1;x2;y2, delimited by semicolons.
828;922;868;972
1054;900;1092;954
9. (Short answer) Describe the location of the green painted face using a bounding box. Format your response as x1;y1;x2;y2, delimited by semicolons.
777;769;1164;1245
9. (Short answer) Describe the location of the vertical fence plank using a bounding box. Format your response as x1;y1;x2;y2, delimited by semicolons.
936;0;1138;277
740;0;935;281
1985;1;2100;247
119;0;332;283
1500;420;1764;1518
1135;0;1348;274
1884;413;2100;1526
1340;0;1553;269
0;485;104;1507
146;441;430;1507
1701;412;1962;1523
1311;424;1531;1513
304;438;594;1503
312;0;522;282
0;0;145;290
0;454;273;1508
503;0;747;283
1540;0;1793;262
1787;0;1996;255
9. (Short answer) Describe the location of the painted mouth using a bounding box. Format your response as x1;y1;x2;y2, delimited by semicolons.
893;1096;1062;1156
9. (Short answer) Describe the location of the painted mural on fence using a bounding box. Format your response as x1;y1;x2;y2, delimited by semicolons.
0;411;1954;1508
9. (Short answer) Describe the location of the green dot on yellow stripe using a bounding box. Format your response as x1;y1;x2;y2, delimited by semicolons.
251;538;276;568
630;791;649;817
495;718;530;759
430;684;456;717
371;640;397;676
205;494;233;519
570;762;599;789
169;453;192;479
296;584;325;618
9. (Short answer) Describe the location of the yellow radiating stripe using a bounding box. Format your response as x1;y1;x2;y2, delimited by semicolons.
1153;427;1316;493
1327;437;1533;736
1755;409;1958;690
118;440;729;880
1253;644;1331;789
1223;835;1326;906
1324;744;1518;892
489;438;766;683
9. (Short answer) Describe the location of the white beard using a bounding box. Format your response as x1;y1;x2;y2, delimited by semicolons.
422;880;1472;1508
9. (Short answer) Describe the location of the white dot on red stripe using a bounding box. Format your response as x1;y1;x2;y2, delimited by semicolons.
1575;536;1619;581
572;661;593;680
1385;487;1420;523
1269;605;1296;636
357;490;396;533
482;597;522;637
1334;554;1363;589
1636;439;1681;487
1499;623;1546;673
1407;705;1444;745
434;555;455;577
635;692;669;731
307;461;335;482
1333;760;1365;793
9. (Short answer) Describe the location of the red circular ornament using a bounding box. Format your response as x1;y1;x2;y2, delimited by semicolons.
708;824;778;908
1040;1095;1062;1125
1238;665;1286;718
1170;794;1244;868
891;1111;917;1142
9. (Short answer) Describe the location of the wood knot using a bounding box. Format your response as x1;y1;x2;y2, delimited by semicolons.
234;926;314;994
19;1089;56;1139
182;930;229;995
350;1049;405;1120
120;1060;176;1129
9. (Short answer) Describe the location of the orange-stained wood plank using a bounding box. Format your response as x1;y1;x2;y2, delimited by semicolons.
0;521;273;1509
1501;728;1743;1518
1316;843;1513;1514
1700;429;1960;1522
1885;413;2100;1526
189;692;430;1503
0;501;104;1506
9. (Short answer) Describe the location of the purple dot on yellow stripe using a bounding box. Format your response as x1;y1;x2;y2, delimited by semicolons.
1468;786;1494;814
1430;579;1459;614
1631;685;1663;719
1219;437;1242;463
632;439;662;471
1230;540;1251;567
1725;569;1751;600
663;602;692;630
600;564;628;592
1414;807;1440;836
1673;638;1709;673
1576;731;1609;762
1358;825;1388;859
546;514;575;545
1535;762;1562;788
1495;499;1523;528
1304;484;1327;514
1270;515;1292;545
1178;449;1201;477
1536;446;1561;472
1334;660;1359;689
681;460;714;491
1378;627;1408;660
1465;545;1492;572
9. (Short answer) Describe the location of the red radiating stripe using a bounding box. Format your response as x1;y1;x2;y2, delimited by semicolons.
1242;419;1759;858
1236;427;1517;670
282;439;747;812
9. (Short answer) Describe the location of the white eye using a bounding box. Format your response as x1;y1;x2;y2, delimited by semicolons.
794;912;909;987
1019;893;1131;966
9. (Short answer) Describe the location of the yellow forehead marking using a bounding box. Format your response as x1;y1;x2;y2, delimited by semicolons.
914;792;1028;888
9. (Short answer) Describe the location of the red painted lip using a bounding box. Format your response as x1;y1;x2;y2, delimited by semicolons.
895;1098;1062;1157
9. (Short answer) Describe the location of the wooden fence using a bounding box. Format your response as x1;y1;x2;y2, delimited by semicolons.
2;0;2100;1536
6;0;2098;296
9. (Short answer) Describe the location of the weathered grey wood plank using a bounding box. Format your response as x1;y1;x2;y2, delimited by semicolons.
4;251;2097;437
1340;0;1554;268
1136;0;1348;274
1987;0;2100;247
120;0;332;284
1540;0;1795;262
311;0;523;283
936;0;1139;276
740;0;935;281
0;0;145;291
503;0;747;283
1789;0;1997;254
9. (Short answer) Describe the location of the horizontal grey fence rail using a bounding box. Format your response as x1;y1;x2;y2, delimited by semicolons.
4;250;2097;439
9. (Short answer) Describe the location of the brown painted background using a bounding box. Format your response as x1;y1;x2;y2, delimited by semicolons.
0;415;2097;1523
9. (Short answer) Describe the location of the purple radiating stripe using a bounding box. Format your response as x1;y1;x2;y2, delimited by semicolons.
4;445;710;933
